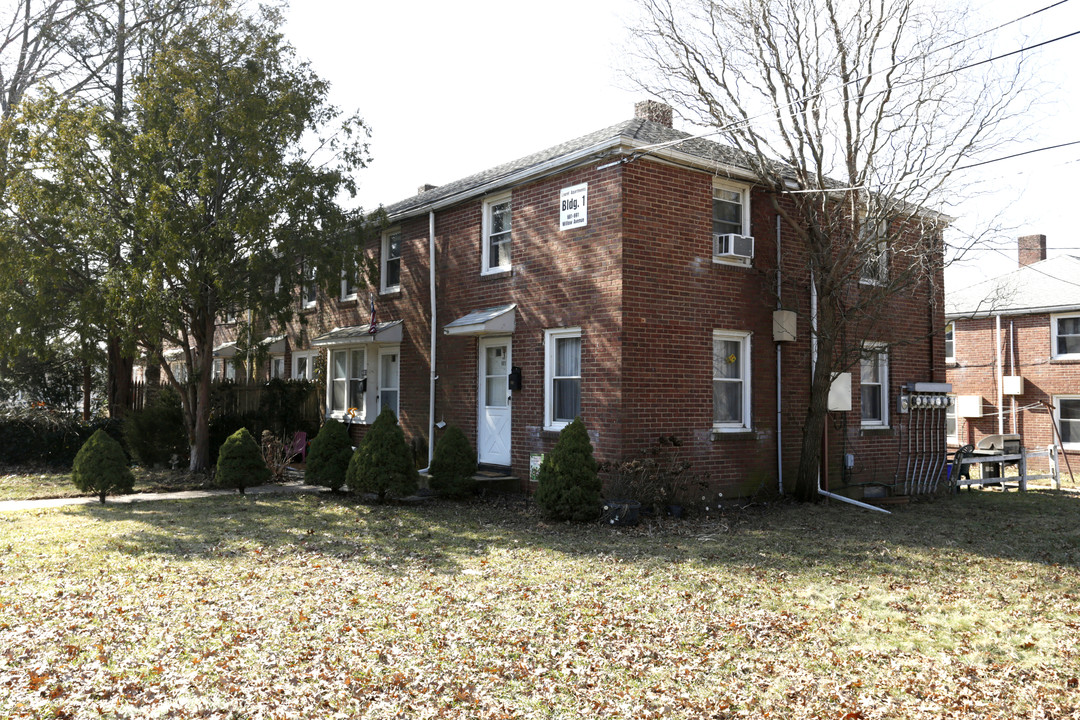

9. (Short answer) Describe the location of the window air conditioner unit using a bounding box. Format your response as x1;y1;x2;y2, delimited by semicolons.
713;233;754;260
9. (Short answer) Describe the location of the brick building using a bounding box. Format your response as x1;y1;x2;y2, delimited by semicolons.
945;235;1080;473
220;102;949;501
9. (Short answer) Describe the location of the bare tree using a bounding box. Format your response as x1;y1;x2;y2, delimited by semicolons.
628;0;1030;499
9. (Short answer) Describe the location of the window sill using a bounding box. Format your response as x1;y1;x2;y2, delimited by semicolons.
711;256;752;268
380;287;402;297
1050;356;1080;364
301;304;317;314
860;425;893;435
711;428;755;440
481;268;513;280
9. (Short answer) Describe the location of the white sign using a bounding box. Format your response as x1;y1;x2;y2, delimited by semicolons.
559;183;588;231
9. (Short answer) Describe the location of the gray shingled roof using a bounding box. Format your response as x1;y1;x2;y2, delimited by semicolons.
946;255;1080;318
384;118;752;221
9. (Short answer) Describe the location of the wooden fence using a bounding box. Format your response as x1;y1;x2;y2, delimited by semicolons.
129;379;322;426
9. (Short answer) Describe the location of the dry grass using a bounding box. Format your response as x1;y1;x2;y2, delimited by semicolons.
0;490;1078;718
0;467;213;502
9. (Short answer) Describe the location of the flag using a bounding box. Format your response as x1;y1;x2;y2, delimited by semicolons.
368;292;377;335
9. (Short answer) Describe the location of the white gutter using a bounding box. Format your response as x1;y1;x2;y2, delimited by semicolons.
422;210;437;473
996;314;1004;435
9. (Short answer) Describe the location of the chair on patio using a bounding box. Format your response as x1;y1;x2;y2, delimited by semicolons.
950;444;974;491
288;431;308;463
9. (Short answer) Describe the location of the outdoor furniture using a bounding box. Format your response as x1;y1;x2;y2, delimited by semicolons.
950;444;974;491
288;431;307;462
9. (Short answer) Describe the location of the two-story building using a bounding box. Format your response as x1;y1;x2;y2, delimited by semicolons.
225;101;948;501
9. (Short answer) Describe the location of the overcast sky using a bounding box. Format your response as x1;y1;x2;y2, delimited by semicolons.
283;0;1080;290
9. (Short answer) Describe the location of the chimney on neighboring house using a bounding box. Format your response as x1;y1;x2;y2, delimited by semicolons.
1018;234;1047;267
417;183;438;195
635;100;673;128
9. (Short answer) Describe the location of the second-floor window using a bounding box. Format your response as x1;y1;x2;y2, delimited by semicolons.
945;321;955;363
382;230;402;293
482;193;512;274
302;263;317;310
1052;313;1080;359
859;219;889;286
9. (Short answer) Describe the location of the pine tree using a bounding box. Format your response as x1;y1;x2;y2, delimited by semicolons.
72;429;134;504
346;407;418;500
534;417;601;521
215;427;269;495
428;425;477;499
305;419;353;492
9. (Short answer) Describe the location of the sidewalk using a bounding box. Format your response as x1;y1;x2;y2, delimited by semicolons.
0;480;327;513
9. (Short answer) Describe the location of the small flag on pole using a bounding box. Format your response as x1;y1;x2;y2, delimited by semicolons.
368;292;377;335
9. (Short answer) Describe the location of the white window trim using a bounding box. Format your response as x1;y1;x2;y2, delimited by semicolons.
711;179;751;261
302;264;317;310
381;228;402;294
1051;313;1080;360
860;343;890;428
327;347;368;423
377;346;400;417
858;218;889;286
481;192;512;275
340;270;360;302
712;330;752;431
270;355;285;379
292;350;317;381
946;393;958;445
1054;395;1080;451
945;321;956;364
544;327;582;431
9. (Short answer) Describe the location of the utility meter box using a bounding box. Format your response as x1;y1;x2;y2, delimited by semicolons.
956;395;982;418
1003;375;1023;395
772;310;797;342
828;372;852;412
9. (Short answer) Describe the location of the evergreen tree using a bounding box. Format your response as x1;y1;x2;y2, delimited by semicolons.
304;419;352;492
71;428;134;504
534;417;601;521
215;427;269;494
346;407;418;500
428;425;477;499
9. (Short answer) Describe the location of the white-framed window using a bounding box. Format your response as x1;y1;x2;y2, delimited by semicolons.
378;346;400;418
328;347;367;422
212;358;224;381
859;218;889;286
482;192;512;274
340;268;360;302
712;180;752;266
712;330;752;430
381;229;402;293
270;356;285;379
1054;396;1080;450
301;263;317;310
1051;313;1080;359
860;344;889;427
945;321;955;364
946;394;958;444
544;327;581;431
292;350;317;381
223;309;239;324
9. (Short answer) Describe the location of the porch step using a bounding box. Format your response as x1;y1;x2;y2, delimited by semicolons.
472;472;520;494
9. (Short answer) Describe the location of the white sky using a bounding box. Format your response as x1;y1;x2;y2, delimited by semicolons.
283;0;1080;291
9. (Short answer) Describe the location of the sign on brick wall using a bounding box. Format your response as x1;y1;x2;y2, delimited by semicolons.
559;183;588;231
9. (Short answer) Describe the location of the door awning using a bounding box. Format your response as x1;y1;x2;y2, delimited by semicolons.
213;334;287;357
444;304;516;336
311;320;403;347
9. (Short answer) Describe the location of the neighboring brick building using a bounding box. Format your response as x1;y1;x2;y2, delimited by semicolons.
945;235;1080;474
225;102;948;501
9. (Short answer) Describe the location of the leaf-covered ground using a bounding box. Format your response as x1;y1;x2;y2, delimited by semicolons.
1;490;1078;719
0;467;213;502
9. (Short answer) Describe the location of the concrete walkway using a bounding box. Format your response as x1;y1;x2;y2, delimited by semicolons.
0;480;327;512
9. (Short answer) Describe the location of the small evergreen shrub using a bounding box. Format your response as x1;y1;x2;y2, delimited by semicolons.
124;387;186;467
71;429;135;504
346;406;418;500
215;427;270;494
428;425;477;499
534;417;601;521
305;419;353;491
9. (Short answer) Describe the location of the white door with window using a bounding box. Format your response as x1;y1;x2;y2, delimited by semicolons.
478;337;512;466
378;347;399;418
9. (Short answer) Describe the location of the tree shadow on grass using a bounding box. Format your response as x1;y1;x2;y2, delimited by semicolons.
67;487;1080;580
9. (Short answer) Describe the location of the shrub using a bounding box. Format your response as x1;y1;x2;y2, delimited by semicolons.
428;425;477;499
71;429;135;504
124;387;186;467
534;417;601;521
0;406;125;468
346;406;418;500
215;427;270;494
260;430;293;483
305;419;353;491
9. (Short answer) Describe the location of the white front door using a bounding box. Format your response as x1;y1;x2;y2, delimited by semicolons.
478;337;512;466
378;347;399;418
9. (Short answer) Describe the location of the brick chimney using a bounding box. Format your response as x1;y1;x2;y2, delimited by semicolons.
417;183;438;195
1018;234;1047;267
634;100;673;128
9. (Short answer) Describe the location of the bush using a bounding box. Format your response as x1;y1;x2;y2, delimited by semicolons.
305;419;353;491
428;425;477;499
124;387;186;467
71;429;135;504
534;417;601;521
0;406;124;468
346;406;418;500
215;427;269;494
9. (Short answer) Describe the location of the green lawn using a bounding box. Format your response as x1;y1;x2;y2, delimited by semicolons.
0;467;214;502
1;491;1077;718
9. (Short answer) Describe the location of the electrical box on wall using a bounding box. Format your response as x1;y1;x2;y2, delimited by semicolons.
1003;375;1023;395
956;395;982;418
772;310;797;342
828;372;852;412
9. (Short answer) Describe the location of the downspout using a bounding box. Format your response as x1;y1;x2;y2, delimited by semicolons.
1009;320;1017;435
775;215;784;495
421;210;437;473
812;270;890;515
996;314;1004;435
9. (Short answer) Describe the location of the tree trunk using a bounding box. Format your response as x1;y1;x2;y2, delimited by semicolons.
82;356;92;422
188;312;215;473
106;337;133;418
